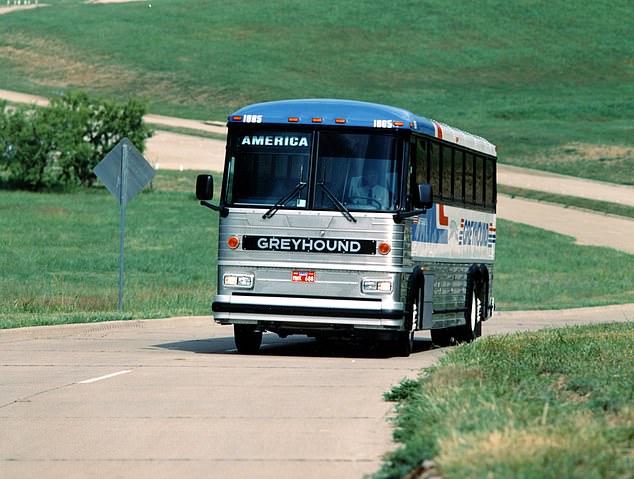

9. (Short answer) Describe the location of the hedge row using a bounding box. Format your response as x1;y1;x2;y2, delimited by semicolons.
0;92;152;191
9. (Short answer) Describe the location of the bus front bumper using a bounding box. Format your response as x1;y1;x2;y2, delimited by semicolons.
212;294;404;328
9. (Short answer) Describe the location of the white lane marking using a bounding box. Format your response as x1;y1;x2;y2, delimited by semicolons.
79;370;132;384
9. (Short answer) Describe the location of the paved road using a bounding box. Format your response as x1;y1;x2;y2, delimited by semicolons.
2;305;633;479
498;164;634;207
0;318;443;479
498;195;634;254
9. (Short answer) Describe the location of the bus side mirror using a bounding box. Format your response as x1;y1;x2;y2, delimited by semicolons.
393;183;433;223
196;174;214;201
414;183;433;209
196;174;227;215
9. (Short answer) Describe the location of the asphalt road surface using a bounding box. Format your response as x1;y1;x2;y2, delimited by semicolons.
2;305;634;479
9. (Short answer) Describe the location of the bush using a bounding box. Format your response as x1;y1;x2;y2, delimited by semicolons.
0;92;152;190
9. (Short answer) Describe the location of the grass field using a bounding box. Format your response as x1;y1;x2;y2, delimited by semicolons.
1;171;634;329
0;171;221;328
376;322;634;479
0;0;632;183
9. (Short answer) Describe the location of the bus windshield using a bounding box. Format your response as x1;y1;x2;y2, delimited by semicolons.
224;129;400;212
315;132;399;212
226;130;312;207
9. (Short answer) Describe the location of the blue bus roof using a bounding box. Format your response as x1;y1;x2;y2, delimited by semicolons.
229;99;497;157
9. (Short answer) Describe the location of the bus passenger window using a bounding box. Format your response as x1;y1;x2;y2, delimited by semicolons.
475;156;485;206
464;153;475;204
441;145;453;200
454;150;464;202
415;139;428;184
429;142;441;200
486;158;496;210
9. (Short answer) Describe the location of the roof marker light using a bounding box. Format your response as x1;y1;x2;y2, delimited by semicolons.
394;121;404;127
312;117;323;123
335;118;346;124
288;117;299;123
232;115;243;121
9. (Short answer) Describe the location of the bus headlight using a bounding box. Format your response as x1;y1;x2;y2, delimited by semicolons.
362;279;393;294
223;273;254;289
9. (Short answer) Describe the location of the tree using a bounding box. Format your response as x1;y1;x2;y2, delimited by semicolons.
0;92;153;190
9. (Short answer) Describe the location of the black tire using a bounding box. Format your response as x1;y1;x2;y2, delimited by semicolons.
234;324;262;354
391;330;414;357
455;278;484;343
430;327;454;347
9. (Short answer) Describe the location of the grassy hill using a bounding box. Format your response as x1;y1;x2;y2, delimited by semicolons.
1;0;632;183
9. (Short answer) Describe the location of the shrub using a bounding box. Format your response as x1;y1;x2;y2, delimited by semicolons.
0;92;152;190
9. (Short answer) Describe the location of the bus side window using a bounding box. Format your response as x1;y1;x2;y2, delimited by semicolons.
464;153;475;204
441;145;453;200
454;150;464;203
415;138;428;184
486;157;496;210
475;155;485;206
429;142;441;201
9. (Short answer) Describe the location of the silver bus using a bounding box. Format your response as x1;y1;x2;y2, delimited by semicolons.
196;99;496;356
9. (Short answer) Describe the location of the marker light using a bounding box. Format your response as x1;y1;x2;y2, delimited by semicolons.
335;118;346;124
232;115;243;121
378;242;391;255
394;121;404;127
288;117;299;123
312;117;323;123
223;273;254;289
362;279;393;294
227;236;240;249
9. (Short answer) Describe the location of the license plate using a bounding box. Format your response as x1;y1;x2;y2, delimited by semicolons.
292;271;315;283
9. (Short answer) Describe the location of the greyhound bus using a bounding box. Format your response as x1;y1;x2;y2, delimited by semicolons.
196;99;496;356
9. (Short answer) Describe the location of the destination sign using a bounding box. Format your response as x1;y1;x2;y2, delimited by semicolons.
242;236;376;254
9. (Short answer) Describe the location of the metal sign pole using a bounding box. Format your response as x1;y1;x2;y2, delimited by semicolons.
118;143;128;311
93;137;155;312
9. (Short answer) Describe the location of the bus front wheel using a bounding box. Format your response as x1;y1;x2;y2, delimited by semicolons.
390;330;414;357
234;324;262;354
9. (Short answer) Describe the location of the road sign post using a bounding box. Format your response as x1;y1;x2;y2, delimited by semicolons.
94;138;155;311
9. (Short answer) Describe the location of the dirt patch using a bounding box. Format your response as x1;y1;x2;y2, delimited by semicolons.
0;4;48;15
0;37;136;90
85;0;147;3
558;142;634;162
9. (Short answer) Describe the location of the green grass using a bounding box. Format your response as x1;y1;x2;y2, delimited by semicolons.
0;170;221;328
0;0;632;183
495;220;634;310
1;172;633;329
376;322;634;479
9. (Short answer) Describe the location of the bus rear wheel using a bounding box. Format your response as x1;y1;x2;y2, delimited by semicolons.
234;324;262;354
455;280;483;343
430;327;454;347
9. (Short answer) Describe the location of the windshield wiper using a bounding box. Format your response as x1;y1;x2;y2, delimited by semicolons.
317;182;357;223
262;182;307;219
